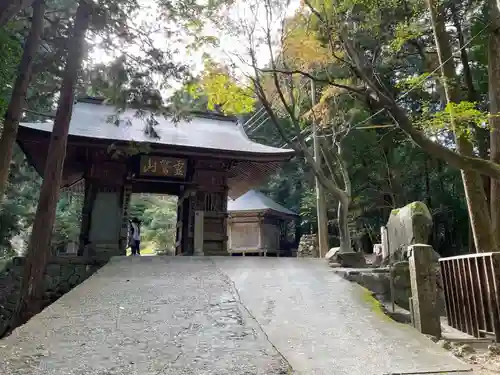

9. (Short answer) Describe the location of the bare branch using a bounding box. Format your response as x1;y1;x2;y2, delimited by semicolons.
258;67;366;96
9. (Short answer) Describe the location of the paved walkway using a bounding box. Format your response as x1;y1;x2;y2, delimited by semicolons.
0;257;472;375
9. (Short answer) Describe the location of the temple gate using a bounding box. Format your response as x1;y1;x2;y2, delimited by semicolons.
16;97;294;257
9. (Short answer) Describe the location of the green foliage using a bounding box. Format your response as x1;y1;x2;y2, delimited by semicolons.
188;70;256;115
421;101;488;138
0;148;85;259
0;0;485;260
129;194;177;252
52;193;83;253
395;73;432;90
0;27;22;116
0;147;40;258
390;21;424;52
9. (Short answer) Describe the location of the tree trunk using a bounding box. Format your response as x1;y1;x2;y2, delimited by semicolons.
14;0;92;325
0;0;45;206
424;155;431;207
488;0;500;249
337;195;351;253
0;0;36;27
329;1;500;181
426;0;495;253
450;3;477;103
451;1;491;214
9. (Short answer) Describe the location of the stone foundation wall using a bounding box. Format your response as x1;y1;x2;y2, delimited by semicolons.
333;262;446;314
297;234;318;258
0;256;105;337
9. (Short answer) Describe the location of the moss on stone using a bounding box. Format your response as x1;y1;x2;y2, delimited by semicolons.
391;202;431;219
408;201;430;217
359;287;393;322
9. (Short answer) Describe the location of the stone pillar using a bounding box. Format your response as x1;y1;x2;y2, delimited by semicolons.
408;244;441;338
380;226;389;260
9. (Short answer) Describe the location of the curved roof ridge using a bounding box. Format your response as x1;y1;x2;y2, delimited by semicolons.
19;102;295;156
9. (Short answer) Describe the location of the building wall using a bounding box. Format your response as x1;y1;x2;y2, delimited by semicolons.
88;189;123;256
227;213;292;255
262;223;280;252
229;221;261;252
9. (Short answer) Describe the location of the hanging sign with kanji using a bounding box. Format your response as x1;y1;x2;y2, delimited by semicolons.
139;156;187;178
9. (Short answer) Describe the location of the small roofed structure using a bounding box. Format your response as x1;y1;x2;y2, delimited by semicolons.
227;190;299;256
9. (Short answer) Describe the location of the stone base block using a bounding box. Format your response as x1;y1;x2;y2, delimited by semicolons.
331;251;366;268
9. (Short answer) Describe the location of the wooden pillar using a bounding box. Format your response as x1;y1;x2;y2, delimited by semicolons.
118;183;132;255
294;218;301;248
221;186;229;253
227;217;232;253
175;195;183;255
176;188;195;255
78;179;97;256
182;192;192;254
259;215;265;256
194;210;204;255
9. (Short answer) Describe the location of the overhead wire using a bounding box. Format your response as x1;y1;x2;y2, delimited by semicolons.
273;19;493;148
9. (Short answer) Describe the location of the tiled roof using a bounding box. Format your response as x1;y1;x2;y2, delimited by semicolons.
19;101;294;155
228;190;297;216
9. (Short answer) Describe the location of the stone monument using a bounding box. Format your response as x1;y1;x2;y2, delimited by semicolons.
384;201;437;264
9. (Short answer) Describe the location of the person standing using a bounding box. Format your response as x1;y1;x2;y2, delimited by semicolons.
128;218;141;256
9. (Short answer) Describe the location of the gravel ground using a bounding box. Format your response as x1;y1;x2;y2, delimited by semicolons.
0;256;475;375
0;257;288;375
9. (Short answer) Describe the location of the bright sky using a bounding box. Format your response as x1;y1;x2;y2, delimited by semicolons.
88;0;300;96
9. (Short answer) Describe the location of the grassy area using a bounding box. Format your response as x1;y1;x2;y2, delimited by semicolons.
125;242;157;256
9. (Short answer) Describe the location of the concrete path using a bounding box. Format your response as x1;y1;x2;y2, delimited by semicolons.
0;257;472;375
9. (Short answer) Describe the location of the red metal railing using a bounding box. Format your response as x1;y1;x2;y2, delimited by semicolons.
439;252;500;342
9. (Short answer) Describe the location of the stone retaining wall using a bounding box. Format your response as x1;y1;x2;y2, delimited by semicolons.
0;256;105;337
332;262;446;314
297;234;318;258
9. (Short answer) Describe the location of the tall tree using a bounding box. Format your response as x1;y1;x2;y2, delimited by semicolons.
426;0;494;252
0;0;45;206
488;0;500;246
14;0;92;324
0;0;36;27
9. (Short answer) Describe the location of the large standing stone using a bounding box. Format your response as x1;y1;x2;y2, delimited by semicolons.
325;247;339;261
385;201;436;263
408;244;442;338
